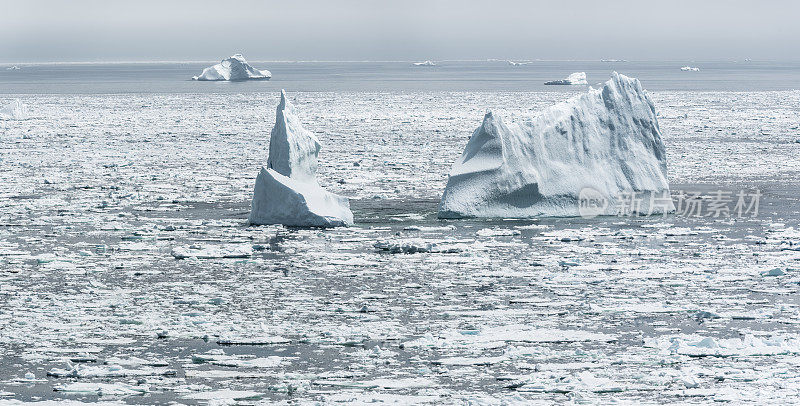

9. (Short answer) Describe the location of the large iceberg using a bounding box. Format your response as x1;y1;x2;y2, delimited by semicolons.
193;54;271;81
248;90;353;227
0;99;27;120
544;72;588;85
438;72;673;219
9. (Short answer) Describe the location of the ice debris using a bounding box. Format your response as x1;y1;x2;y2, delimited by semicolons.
192;54;271;81
681;66;700;72
439;72;673;218
248;90;353;227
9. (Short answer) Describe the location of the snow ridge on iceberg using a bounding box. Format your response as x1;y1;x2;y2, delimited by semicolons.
193;54;271;81
438;72;673;219
248;90;353;227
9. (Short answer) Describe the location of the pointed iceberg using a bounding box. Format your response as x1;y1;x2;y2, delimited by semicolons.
438;72;674;218
193;54;271;81
248;91;353;227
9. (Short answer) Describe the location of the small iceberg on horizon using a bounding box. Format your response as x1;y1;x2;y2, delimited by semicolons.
438;72;673;219
412;60;436;67
248;90;353;227
507;60;532;66
193;54;271;81
6;65;20;71
680;66;700;72
0;99;28;120
544;72;588;85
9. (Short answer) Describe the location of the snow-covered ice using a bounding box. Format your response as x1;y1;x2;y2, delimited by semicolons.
439;72;674;218
248;90;353;227
544;72;588;85
681;66;701;72
192;54;271;81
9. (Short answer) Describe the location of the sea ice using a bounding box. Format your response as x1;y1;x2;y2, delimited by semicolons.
192;54;271;81
681;66;700;72
0;99;27;120
544;72;588;85
438;72;674;218
248;91;353;227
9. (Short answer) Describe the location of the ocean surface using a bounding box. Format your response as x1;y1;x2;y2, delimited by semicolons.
2;60;800;94
1;61;800;404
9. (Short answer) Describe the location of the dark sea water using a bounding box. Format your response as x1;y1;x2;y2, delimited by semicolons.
1;60;799;94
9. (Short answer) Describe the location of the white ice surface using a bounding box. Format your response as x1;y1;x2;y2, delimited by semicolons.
248;91;353;227
439;72;674;218
192;54;271;81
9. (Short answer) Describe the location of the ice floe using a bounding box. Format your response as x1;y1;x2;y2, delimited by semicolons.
248;90;353;227
439;72;673;218
681;66;700;72
192;54;271;81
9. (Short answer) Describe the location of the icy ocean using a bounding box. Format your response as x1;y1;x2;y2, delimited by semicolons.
1;60;800;404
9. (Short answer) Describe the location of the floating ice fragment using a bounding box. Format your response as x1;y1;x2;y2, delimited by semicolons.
412;60;436;66
680;66;700;71
53;382;150;396
171;244;252;259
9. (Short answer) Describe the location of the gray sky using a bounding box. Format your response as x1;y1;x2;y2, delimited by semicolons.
2;0;798;62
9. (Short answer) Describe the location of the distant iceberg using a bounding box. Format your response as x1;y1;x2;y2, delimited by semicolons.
507;60;532;66
0;99;28;120
438;72;673;219
193;54;271;81
412;61;436;67
680;66;700;72
544;72;588;85
248;90;353;227
6;65;20;71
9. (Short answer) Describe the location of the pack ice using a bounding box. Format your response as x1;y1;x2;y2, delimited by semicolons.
438;72;673;218
193;54;271;81
544;72;588;85
248;90;353;227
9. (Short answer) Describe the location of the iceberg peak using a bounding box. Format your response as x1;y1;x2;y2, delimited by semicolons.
266;89;321;183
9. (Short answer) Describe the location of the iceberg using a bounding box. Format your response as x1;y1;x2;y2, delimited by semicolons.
0;99;27;120
680;66;700;72
193;54;271;81
248;90;353;227
507;60;531;66
438;72;673;219
544;72;588;85
412;60;436;67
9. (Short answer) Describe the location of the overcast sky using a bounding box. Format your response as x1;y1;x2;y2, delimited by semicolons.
2;0;798;62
